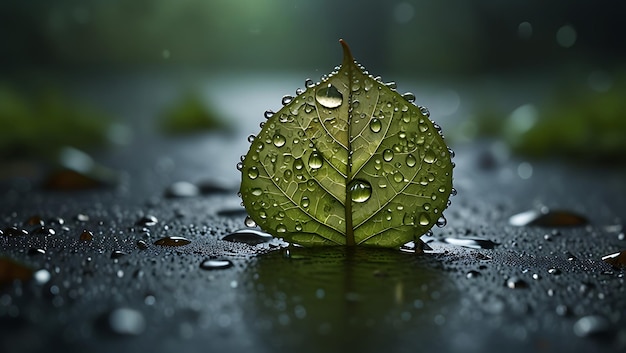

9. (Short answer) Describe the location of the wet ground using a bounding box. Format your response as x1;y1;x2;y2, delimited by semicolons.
1;73;625;353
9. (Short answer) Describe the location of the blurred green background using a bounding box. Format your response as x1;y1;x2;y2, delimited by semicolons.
1;0;625;164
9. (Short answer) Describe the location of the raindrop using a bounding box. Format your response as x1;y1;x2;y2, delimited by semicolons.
418;213;430;226
443;237;499;249
28;248;46;256
247;167;259;180
315;84;343;109
273;134;286;148
308;151;323;169
419;106;430;117
106;308;146;336
305;79;315;88
222;229;273;245
76;214;90;222
508;209;588;227
601;250;626;268
548;268;561;275
200;259;233;270
406;154;416;167
136;215;158;227
264;110;274;119
276;224;287;233
385;81;397;89
393;172;404;183
466;270;481;279
244;216;256;228
282;95;294;105
506;277;528;289
382;149;394;162
436;216;447;228
165;181;200;198
136;240;148;250
4;227;28;236
301;196;310;208
348;180;372;203
33;269;51;285
369;118;382;133
402;92;416;103
424;150;437;164
79;230;93;241
251;188;263;196
573;315;610;337
154;236;191;247
111;250;126;259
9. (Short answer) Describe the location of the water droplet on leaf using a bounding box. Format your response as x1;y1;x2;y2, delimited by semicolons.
348;180;372;203
315;84;343;109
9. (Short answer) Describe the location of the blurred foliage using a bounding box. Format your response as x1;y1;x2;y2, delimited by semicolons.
0;84;111;159
466;73;626;163
160;93;225;134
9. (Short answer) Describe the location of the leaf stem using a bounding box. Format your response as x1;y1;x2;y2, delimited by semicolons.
341;39;356;247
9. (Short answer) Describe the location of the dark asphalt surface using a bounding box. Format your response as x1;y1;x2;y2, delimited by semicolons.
1;74;625;353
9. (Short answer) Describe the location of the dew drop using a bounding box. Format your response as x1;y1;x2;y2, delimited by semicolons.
315;84;343;109
348;180;372;203
418;213;431;226
436;216;447;228
424;150;437;164
276;224;287;233
264;110;274;119
393;172;404;183
383;149;394;162
301;196;310;208
406;154;416;167
369;118;382;133
272;134;286;148
305;78;315;88
200;259;233;270
308;151;323;169
419;106;430;117
153;236;191;247
247;166;259;179
251;188;263;196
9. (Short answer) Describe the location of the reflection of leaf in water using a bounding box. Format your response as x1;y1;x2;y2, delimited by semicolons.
242;247;456;351
240;40;453;247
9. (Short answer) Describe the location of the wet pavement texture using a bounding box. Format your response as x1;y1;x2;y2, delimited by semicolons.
1;74;625;353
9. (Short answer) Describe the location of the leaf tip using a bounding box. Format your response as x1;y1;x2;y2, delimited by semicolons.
339;39;354;65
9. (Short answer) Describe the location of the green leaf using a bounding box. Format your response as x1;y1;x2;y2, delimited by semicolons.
240;40;453;248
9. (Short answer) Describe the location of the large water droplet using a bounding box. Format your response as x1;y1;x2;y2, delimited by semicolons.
247;167;259;179
244;216;256;228
200;259;233;270
418;213;430;226
424;150;437;164
222;229;272;245
273;134;286;148
315;84;343;109
154;236;191;247
308;151;323;169
383;149;394;162
348;180;372;203
406;154;416;167
369;118;382;133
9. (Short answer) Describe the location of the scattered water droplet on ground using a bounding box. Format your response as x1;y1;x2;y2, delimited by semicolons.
110;250;127;259
164;181;200;198
222;229;273;245
506;277;528;289
154;236;191;247
315;84;343;108
200;259;233;270
105;308;146;336
79;230;93;241
573;315;611;337
443;237;499;249
136;240;148;250
509;209;588;227
348;180;372;203
136;215;158;227
601;250;626;268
